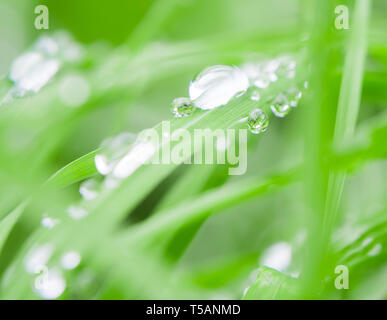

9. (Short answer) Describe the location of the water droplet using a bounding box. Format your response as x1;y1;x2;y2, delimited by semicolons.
287;87;302;107
270;93;291;118
247;109;269;134
368;243;382;257
9;52;60;96
59;73;90;107
171;97;195;118
41;215;60;229
61;251;81;270
34;36;59;56
35;32;83;62
304;81;309;89
241;60;278;89
250;89;261;101
25;243;54;274
112;137;156;179
79;179;99;200
95;133;137;175
275;56;296;79
189;65;249;110
34;267;66;300
67;205;88;220
260;242;292;272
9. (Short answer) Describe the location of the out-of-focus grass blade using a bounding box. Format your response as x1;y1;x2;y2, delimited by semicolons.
0;202;27;256
243;267;298;300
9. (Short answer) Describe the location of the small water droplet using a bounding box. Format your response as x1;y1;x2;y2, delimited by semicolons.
287;87;302;107
95;133;137;175
25;243;54;274
171;97;195;118
61;251;81;270
41;215;60;229
275;56;296;79
270;93;291;118
34;36;59;56
67;205;88;220
59;73;90;107
34;267;66;300
250;90;261;101
79;179;99;200
241;60;278;89
247;109;269;134
189;65;249;110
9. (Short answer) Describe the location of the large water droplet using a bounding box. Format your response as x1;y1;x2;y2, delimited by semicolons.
9;52;60;97
171;97;195;118
247;109;269;134
41;215;60;229
270;93;291;118
112;136;156;179
61;251;81;270
34;267;66;300
95;133;137;175
24;243;54;274
79;179;99;200
189;65;249;110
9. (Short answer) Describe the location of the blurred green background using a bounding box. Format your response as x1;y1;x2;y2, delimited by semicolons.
0;0;386;300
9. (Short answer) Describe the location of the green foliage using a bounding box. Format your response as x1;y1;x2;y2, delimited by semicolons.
0;0;386;300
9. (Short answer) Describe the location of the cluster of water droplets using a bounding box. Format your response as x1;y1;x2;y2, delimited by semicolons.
24;242;82;299
170;56;306;135
6;31;83;99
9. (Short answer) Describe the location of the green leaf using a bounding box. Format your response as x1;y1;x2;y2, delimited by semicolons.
46;149;99;188
0;202;27;256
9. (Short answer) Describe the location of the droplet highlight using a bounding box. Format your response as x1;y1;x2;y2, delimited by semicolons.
189;65;249;110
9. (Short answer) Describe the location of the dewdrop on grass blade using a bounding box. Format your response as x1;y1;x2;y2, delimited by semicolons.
250;89;261;101
171;97;196;118
189;65;249;110
79;179;99;200
287;87;302;108
270;93;291;118
247;109;269;135
9;52;60;97
67;205;88;220
95;133;137;175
